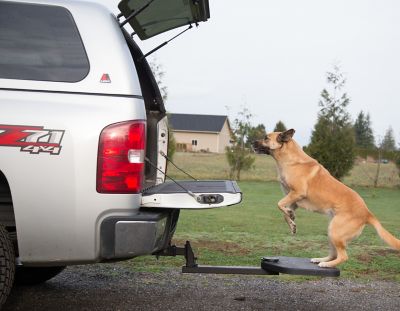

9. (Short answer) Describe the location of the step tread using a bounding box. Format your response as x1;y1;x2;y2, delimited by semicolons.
261;256;340;277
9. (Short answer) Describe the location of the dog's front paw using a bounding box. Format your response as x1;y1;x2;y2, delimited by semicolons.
287;209;296;221
310;258;321;264
289;220;296;235
283;215;297;235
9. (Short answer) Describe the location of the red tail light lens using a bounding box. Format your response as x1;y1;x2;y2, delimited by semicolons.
97;121;146;193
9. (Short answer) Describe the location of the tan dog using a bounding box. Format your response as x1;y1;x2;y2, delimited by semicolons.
253;129;400;267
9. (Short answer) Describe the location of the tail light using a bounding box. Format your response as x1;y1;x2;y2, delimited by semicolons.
97;120;146;193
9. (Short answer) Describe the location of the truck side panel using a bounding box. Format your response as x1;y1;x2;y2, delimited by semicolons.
0;90;145;264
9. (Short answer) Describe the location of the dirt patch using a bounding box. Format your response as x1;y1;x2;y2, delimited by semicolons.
371;249;400;257
357;249;400;264
173;239;251;255
356;253;373;264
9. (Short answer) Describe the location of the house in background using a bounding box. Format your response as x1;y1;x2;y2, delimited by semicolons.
168;113;232;153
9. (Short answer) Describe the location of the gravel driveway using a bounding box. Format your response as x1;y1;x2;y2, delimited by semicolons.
4;263;400;311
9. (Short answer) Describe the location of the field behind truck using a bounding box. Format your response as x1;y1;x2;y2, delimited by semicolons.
166;152;400;188
131;152;400;281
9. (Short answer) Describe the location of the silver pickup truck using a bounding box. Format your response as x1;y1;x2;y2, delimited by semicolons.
0;0;242;306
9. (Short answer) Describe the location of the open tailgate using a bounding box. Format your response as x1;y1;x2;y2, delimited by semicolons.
118;0;210;40
141;180;242;209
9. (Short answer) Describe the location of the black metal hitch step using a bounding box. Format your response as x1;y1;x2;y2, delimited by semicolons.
261;256;340;277
182;265;278;275
156;241;340;277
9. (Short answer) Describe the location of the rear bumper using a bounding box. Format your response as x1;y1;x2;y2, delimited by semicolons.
100;210;179;261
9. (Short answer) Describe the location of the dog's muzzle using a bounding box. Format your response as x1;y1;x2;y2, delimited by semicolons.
252;141;271;155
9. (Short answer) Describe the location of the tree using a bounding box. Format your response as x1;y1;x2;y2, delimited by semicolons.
306;65;355;180
397;142;400;180
373;136;383;188
246;124;266;149
381;126;396;151
149;56;168;101
354;111;375;149
273;120;287;132
225;107;255;180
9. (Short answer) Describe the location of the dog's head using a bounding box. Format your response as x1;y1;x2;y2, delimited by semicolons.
252;129;295;155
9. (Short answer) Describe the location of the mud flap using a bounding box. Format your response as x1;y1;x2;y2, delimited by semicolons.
261;256;340;277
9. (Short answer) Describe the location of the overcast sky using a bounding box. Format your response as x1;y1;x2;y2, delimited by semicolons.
98;0;399;146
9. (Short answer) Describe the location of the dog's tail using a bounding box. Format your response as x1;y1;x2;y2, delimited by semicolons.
367;214;400;250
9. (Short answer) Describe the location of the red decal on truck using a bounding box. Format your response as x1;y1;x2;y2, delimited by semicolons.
0;124;65;155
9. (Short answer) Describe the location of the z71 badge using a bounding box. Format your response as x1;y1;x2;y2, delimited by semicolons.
0;124;65;155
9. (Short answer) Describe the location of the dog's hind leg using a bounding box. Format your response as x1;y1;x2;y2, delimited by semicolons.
311;216;337;263
318;240;348;268
318;215;365;268
311;240;337;263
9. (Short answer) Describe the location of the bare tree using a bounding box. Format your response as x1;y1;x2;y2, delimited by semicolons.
225;107;255;180
373;135;383;188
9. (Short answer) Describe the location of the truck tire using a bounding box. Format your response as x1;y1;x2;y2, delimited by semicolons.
15;266;66;286
0;225;15;307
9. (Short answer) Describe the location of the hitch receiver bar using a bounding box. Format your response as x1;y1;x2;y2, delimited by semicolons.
155;241;340;277
156;241;277;275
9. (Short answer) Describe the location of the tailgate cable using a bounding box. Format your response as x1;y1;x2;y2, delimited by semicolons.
144;156;202;203
159;151;197;181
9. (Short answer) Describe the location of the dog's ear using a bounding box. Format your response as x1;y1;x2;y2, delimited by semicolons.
277;129;295;143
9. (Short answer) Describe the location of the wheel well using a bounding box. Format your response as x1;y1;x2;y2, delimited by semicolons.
0;171;15;229
0;171;17;256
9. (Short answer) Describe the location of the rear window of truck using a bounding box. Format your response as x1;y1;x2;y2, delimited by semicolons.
0;2;89;83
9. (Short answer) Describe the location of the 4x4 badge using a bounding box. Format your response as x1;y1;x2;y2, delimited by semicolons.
0;124;65;155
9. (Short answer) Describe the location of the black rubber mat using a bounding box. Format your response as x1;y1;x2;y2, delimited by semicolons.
261;256;340;277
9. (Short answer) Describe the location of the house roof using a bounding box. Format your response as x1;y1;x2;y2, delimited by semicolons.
169;113;229;133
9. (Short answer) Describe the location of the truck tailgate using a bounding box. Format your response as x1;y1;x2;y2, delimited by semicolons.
141;180;242;209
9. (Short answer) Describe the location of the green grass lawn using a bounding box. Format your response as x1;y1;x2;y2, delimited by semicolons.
130;181;400;281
